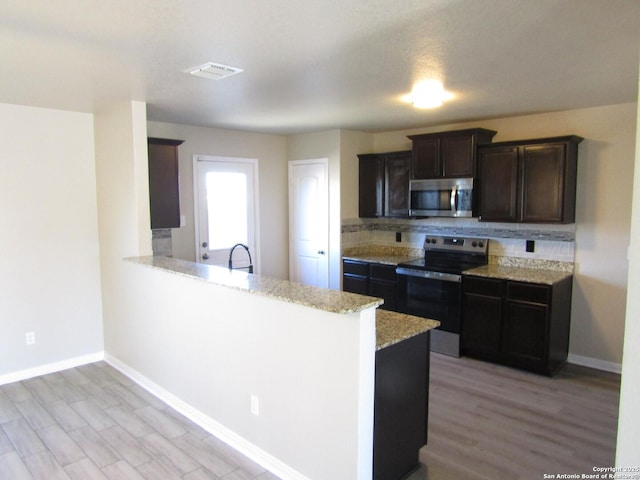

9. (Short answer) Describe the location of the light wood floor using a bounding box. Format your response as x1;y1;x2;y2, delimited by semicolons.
1;355;621;480
410;353;621;480
0;362;280;480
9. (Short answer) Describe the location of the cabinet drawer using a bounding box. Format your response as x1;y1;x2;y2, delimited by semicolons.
507;282;549;304
370;264;397;282
343;260;369;276
463;276;502;297
343;274;369;295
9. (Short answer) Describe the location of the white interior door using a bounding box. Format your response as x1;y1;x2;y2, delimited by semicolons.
289;159;329;288
194;156;259;272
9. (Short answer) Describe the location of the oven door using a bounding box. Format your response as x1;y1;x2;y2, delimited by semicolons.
396;267;462;356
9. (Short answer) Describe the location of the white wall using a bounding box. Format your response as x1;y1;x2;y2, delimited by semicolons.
94;101;152;357
0;103;103;380
340;130;374;220
616;73;640;466
110;261;376;480
146;122;289;279
368;103;637;366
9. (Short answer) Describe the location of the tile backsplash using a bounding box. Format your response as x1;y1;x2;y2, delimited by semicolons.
342;217;575;271
152;229;172;257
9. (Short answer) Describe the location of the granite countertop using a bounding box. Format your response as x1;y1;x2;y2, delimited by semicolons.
128;256;383;314
376;310;440;350
464;264;573;285
342;254;420;266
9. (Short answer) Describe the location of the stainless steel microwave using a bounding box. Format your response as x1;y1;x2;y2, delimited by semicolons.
409;178;474;217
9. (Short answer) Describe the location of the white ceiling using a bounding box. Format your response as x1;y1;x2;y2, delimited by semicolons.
1;0;639;134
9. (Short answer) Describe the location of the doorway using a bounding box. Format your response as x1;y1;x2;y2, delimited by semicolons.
288;159;329;288
194;156;259;272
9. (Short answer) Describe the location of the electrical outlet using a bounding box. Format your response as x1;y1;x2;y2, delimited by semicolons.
396;232;402;243
250;395;260;416
25;331;35;345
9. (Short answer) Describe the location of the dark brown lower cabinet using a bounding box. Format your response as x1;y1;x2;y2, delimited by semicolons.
461;275;572;376
343;260;398;311
374;332;430;480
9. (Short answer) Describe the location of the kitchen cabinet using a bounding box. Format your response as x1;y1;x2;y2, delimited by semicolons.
358;151;411;218
342;259;369;295
374;331;430;480
461;274;573;376
477;135;583;223
408;128;496;179
343;260;398;311
148;137;184;229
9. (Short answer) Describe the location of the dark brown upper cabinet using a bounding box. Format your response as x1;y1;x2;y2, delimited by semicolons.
477;136;583;223
148;137;184;229
358;151;412;218
408;128;497;179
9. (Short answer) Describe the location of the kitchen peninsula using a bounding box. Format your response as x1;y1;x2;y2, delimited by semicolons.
122;256;438;480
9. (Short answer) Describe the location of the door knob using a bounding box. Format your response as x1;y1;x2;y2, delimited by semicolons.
202;253;210;260
317;250;326;255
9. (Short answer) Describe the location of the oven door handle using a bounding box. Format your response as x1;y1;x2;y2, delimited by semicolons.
396;267;461;283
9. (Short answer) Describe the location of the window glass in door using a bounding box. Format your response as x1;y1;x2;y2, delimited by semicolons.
205;171;248;249
195;156;258;272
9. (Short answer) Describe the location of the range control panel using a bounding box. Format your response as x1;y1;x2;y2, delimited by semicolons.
423;235;489;254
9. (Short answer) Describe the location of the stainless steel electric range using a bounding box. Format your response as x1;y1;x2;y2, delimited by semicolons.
396;235;488;357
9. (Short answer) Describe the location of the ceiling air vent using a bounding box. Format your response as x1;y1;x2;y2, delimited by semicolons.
185;62;243;80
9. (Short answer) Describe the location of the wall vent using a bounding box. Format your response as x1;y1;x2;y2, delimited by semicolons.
185;62;243;80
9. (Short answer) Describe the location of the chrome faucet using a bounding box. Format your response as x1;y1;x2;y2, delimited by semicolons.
228;243;253;273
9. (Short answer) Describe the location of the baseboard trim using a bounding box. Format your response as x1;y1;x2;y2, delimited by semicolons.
568;354;622;374
0;351;105;386
104;353;310;480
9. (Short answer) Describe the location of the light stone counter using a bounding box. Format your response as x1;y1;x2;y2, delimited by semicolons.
342;245;422;266
343;254;420;266
376;310;440;350
128;256;382;314
129;256;440;351
464;264;573;285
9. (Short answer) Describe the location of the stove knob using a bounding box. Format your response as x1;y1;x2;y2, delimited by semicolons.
425;238;431;244
472;241;478;247
479;241;485;248
431;238;437;244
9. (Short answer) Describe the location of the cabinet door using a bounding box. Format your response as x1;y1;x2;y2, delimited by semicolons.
502;300;548;370
370;264;398;311
343;274;369;295
148;138;183;229
478;146;519;222
412;137;440;179
461;291;503;359
358;155;385;217
441;134;474;177
520;144;566;223
384;152;411;217
370;279;397;311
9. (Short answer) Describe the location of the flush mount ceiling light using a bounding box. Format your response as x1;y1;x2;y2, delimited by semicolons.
185;62;243;80
406;80;454;108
